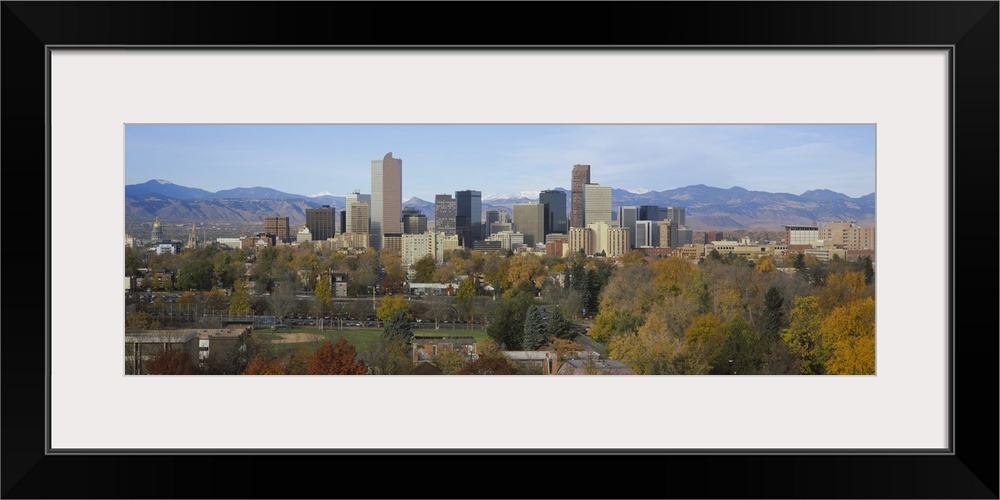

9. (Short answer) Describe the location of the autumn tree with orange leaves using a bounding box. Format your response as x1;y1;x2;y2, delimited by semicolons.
244;355;287;375
308;337;368;375
143;348;202;375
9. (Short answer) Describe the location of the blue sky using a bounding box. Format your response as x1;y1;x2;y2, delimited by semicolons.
125;124;876;200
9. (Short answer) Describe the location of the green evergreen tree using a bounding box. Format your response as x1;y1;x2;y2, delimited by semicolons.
861;256;875;285
761;286;784;341
485;290;534;350
792;252;806;272
382;308;413;343
522;305;549;350
547;307;575;340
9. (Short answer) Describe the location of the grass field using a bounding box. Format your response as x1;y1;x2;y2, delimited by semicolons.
264;326;490;357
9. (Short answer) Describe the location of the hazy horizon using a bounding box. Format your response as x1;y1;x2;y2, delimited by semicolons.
125;124;876;201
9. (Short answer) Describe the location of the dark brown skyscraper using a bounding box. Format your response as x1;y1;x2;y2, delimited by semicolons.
305;205;336;241
570;164;591;228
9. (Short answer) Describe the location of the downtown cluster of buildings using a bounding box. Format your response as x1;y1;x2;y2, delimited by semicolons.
194;154;697;267
127;151;875;270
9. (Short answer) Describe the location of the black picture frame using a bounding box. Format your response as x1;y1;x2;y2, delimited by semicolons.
3;2;997;498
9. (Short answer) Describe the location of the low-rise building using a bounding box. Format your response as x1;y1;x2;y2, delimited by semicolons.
412;336;478;363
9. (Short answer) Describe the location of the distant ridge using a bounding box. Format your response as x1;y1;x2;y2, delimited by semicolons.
125;180;875;231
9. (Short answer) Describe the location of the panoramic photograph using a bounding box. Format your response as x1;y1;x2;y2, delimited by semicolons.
124;124;876;376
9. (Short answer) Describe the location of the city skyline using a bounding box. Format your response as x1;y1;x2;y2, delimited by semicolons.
124;124;876;201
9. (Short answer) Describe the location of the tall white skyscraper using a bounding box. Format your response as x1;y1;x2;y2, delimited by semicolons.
371;152;402;251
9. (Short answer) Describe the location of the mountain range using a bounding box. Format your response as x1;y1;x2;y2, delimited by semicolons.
125;179;875;232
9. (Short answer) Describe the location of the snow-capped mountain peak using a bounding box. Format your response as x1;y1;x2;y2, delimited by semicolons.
155;179;172;185
308;191;336;198
627;188;652;194
483;190;541;201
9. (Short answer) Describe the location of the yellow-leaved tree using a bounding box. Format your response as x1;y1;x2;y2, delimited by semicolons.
821;297;875;375
376;293;411;324
607;313;683;375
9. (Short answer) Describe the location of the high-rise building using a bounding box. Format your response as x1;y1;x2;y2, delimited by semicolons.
657;220;673;249
371;152;402;251
513;202;545;247
305;205;336;241
635;220;658;247
484;209;510;238
570;164;591;228
434;194;457;236
345;191;371;234
263;216;291;243
617;206;638;249
455;190;482;249
583;183;612;227
402;207;428;235
347;202;370;235
539;189;567;235
638;205;662;222
663;206;686;227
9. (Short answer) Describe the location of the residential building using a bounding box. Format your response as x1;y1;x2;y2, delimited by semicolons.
546;240;567;258
568;227;594;256
606;226;630;257
402;232;459;267
331;273;349;297
401;232;436;267
434;232;460;263
371;152;403;251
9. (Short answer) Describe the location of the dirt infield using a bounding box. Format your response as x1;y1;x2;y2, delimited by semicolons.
272;333;326;344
